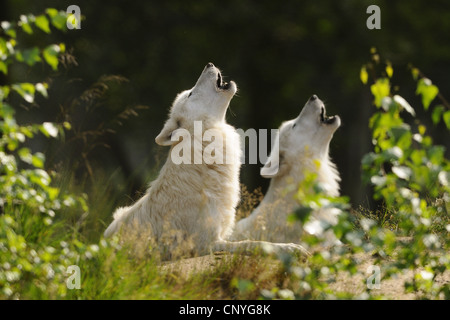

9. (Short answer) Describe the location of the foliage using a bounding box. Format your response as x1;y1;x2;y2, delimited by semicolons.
1;6;449;300
0;9;91;299
265;49;450;300
6;0;450;204
360;49;449;298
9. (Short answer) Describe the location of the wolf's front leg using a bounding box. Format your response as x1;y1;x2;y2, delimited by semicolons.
212;240;310;258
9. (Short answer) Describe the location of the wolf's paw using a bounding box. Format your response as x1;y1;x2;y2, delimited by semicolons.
262;242;311;258
284;243;311;257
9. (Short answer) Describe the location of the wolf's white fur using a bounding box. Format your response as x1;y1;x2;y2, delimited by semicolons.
104;64;309;257
233;95;341;245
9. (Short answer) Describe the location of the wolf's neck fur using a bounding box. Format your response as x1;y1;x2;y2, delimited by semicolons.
263;152;340;209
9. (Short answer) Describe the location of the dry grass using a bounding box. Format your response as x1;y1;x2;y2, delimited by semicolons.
235;184;264;221
160;252;286;299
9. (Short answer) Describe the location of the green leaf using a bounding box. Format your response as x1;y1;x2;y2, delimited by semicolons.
410;149;425;166
392;166;412;180
0;86;11;101
31;152;45;169
427;146;444;165
12;83;35;103
18;147;32;164
438;171;450;187
381;96;394;112
7;138;19;151
390;125;412;150
18;47;42;66
40;122;59;138
371;175;386;186
416;78;439;110
67;13;81;29
431;105;444;125
21;22;33;34
35;83;48;98
47;187;59;201
386;62;393;78
43;44;61;70
63;121;72;130
6;39;16;54
0;60;7;75
46;9;67;31
411;67;420;80
1;21;17;38
370;78;390;108
45;8;59;17
19;15;34;34
360;66;368;84
0;103;14;120
234;279;255;294
361;152;378;166
19;125;35;138
382;146;403;161
29;169;51;187
418;124;426;136
393;95;415;117
35;15;51;33
6;28;17;38
443;111;450;130
0;37;8;58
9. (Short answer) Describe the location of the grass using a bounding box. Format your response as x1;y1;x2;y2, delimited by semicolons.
63;180;294;300
0;167;293;300
1;165;449;300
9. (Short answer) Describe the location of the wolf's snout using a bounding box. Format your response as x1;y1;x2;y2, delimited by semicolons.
206;62;214;68
309;94;318;101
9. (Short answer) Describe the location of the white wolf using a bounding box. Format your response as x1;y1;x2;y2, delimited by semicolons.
233;95;341;245
104;63;309;258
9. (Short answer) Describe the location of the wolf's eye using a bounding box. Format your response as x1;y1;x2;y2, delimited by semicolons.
292;123;296;129
188;91;192;98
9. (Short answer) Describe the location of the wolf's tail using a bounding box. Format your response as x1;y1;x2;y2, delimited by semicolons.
103;206;130;238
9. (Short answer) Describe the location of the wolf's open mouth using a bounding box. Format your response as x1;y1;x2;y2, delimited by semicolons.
216;71;231;90
320;107;336;125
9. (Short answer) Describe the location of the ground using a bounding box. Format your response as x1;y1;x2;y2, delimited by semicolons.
161;251;450;300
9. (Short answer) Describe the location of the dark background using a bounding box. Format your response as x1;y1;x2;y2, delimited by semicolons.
2;0;449;211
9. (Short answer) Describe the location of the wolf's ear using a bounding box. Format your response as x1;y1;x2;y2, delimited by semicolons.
155;122;181;146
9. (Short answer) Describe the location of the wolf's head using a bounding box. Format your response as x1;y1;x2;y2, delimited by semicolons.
155;63;237;146
261;95;340;179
